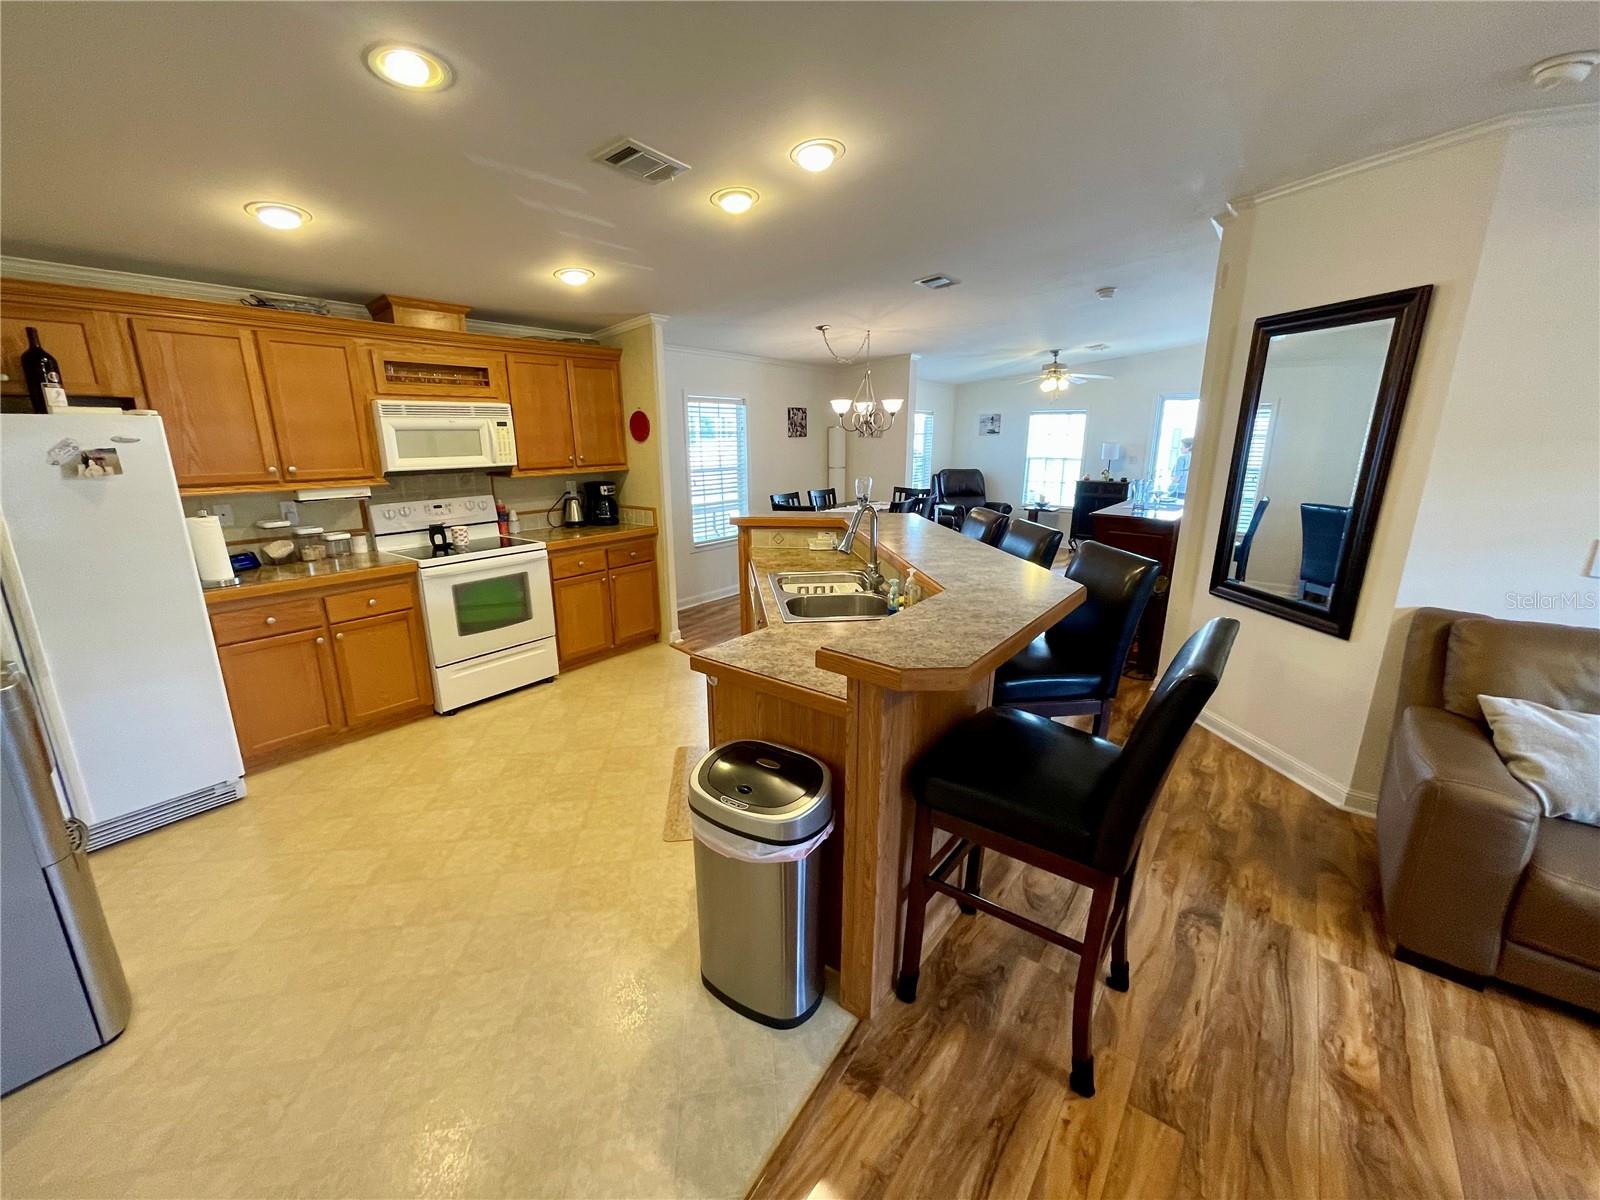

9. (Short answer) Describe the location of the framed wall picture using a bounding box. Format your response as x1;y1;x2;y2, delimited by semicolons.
786;407;808;438
978;413;1002;436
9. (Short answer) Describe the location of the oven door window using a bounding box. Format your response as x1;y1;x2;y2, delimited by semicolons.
452;572;532;636
395;426;486;461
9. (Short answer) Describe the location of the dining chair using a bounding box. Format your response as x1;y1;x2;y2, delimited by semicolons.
889;498;930;515
1298;503;1350;603
899;617;1239;1097
993;541;1159;736
959;507;1009;545
997;518;1063;567
808;488;838;511
771;492;813;512
892;486;930;504
1232;496;1270;581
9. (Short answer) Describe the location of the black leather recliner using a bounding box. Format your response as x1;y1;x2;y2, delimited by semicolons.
929;469;1012;529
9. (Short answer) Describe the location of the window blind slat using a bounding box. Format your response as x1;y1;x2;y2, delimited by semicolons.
910;412;934;488
1022;411;1087;507
1235;402;1273;537
686;399;748;545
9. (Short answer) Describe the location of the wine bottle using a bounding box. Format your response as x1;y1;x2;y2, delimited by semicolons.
20;328;68;414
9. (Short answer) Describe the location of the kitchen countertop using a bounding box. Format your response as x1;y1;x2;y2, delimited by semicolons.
205;552;416;605
692;513;1083;700
539;523;657;549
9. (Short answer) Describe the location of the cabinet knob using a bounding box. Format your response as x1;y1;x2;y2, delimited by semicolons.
629;551;637;558
368;597;377;606
315;636;325;645
336;632;345;641
267;466;279;475
287;465;298;475
265;616;277;625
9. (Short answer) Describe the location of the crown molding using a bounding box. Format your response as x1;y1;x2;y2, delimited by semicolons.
1235;102;1599;208
594;313;670;337
662;343;830;370
0;256;592;342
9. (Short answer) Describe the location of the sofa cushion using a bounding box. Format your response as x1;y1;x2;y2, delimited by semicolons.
1505;817;1600;973
1480;696;1600;825
1442;617;1600;722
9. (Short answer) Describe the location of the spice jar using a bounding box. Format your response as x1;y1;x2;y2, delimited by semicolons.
322;531;353;559
292;526;328;561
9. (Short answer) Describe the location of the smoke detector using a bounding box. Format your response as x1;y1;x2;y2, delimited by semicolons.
915;273;961;290
1530;51;1599;89
1095;286;1117;300
593;138;691;184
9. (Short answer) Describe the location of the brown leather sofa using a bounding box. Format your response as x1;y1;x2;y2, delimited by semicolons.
1378;608;1600;1012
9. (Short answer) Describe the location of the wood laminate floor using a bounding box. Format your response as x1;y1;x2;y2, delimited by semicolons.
675;596;741;654
749;682;1600;1200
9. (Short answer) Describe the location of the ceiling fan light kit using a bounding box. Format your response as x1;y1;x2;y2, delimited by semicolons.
818;325;903;438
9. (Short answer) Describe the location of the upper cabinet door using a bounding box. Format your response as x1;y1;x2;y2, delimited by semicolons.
569;359;627;469
506;353;577;471
130;317;280;488
1;305;141;400
256;331;377;485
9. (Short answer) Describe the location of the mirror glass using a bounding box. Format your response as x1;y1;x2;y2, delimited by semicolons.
1220;318;1394;608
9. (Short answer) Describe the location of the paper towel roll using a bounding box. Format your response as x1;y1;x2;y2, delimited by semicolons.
185;516;235;585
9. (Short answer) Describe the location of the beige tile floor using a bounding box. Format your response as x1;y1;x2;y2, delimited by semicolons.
0;644;854;1199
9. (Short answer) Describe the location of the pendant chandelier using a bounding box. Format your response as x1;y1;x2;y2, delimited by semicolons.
818;325;904;438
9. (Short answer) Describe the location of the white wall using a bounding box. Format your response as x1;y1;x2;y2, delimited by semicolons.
949;342;1206;506
663;347;834;607
1164;114;1599;812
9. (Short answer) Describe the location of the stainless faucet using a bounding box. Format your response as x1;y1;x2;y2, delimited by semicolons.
837;501;884;593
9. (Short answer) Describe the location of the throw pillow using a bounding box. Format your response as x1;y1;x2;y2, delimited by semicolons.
1479;694;1600;826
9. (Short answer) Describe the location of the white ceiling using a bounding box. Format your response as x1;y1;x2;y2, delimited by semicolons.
2;3;1593;382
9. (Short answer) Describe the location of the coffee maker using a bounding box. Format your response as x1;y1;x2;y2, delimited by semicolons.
582;481;619;526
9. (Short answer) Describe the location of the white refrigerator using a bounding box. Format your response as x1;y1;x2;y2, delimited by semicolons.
1;411;244;849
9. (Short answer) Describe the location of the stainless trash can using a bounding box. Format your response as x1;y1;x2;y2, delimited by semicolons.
689;740;833;1028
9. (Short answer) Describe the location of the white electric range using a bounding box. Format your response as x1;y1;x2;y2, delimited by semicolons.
370;494;557;713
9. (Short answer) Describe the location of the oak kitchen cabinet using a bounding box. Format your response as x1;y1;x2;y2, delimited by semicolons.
507;351;627;475
547;533;659;667
208;571;432;764
1;302;142;401
255;330;380;485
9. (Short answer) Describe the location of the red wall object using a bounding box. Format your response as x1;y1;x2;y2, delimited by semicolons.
629;410;651;442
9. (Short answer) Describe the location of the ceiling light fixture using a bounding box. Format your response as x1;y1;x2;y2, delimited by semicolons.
819;326;903;438
553;267;595;286
365;44;453;91
710;187;758;214
1026;349;1114;394
790;138;845;172
244;201;312;230
1529;50;1599;89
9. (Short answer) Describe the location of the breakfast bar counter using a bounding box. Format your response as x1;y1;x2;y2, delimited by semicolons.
690;513;1083;1017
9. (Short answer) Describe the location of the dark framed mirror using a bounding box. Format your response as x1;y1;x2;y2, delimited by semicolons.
1209;286;1432;638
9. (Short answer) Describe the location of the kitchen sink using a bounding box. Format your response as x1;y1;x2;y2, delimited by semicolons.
769;571;894;622
782;593;893;621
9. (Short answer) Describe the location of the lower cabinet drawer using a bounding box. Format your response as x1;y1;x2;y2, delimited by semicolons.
324;581;414;624
606;540;654;569
211;598;325;646
549;549;607;580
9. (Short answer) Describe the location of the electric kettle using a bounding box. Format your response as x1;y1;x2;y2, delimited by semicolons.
561;492;585;527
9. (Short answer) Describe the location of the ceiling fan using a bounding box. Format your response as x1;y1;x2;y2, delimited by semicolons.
1023;349;1113;393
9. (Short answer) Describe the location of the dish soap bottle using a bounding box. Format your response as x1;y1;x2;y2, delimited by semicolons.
904;569;924;607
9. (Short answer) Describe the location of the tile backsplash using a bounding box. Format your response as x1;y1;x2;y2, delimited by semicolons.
182;469;627;547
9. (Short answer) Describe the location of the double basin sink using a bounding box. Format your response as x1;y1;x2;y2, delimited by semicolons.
769;571;893;622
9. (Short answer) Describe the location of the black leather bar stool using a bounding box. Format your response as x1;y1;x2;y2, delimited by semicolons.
997;517;1063;567
898;617;1239;1097
960;507;1009;545
771;492;813;512
993;541;1159;736
808;487;838;511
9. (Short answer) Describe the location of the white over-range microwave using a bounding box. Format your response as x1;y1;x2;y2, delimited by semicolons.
373;400;517;473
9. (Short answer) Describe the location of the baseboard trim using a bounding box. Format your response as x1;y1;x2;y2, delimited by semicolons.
1197;712;1378;816
677;584;739;611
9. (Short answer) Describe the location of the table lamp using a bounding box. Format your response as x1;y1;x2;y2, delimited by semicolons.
1098;442;1123;479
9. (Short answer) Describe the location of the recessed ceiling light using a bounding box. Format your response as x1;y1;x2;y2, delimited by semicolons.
553;268;595;286
710;187;759;215
790;139;845;172
244;201;312;230
365;44;453;91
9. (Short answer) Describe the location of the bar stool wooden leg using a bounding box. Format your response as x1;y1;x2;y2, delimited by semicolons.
1107;858;1136;992
1070;884;1115;1097
958;847;984;915
896;803;935;1003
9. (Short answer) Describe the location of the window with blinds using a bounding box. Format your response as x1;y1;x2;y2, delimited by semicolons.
1022;410;1088;506
910;411;934;488
1235;402;1275;537
685;398;748;545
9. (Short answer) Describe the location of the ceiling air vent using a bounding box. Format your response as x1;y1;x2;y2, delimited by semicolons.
914;273;960;290
594;138;691;184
